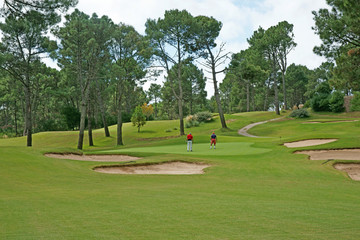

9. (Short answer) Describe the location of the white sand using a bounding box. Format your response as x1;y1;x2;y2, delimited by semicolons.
284;139;337;148
94;161;210;175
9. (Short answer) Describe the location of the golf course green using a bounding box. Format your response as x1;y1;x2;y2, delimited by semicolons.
1;111;360;239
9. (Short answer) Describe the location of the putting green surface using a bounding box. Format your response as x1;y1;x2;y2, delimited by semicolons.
100;142;272;156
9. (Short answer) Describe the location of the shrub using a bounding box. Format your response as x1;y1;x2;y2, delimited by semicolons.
185;121;192;128
311;94;331;112
351;92;360;111
131;106;146;132
186;112;212;128
194;111;212;123
289;109;310;118
329;91;345;112
310;81;332;112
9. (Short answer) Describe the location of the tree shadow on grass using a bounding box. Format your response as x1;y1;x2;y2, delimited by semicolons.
138;130;156;134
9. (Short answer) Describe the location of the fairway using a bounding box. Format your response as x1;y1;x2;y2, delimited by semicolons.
1;112;360;239
101;142;272;156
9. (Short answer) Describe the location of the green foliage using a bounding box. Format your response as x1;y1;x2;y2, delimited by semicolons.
313;0;360;92
311;94;331;112
289;108;310;118
131;106;146;132
310;82;332;112
350;92;360;111
329;91;345;113
185;111;212;128
61;106;80;130
194;111;212;123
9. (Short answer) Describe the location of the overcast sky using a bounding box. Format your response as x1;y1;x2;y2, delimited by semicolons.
74;0;329;96
1;0;331;97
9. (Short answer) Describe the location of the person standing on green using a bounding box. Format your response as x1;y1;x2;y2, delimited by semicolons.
210;132;217;149
187;132;193;152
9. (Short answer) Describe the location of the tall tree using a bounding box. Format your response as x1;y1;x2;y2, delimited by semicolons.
145;9;198;135
313;0;360;92
275;21;297;110
56;10;112;149
195;16;229;128
0;10;58;146
109;23;151;145
285;64;311;107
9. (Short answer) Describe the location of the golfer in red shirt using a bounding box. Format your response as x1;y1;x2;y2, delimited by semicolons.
210;132;217;149
187;132;193;152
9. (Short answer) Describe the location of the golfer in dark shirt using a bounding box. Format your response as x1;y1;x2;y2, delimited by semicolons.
210;132;217;149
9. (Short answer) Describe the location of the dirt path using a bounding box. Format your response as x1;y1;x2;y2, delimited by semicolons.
238;117;283;138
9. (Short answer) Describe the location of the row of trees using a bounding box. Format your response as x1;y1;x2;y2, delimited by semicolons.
1;0;359;149
220;0;360;115
0;2;228;148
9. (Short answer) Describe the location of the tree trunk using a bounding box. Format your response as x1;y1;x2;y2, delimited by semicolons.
87;99;93;146
117;83;123;145
77;86;90;150
95;78;110;137
281;70;287;110
209;48;227;129
251;85;255;111
246;80;250;112
14;99;18;137
177;60;185;136
24;85;32;147
273;65;280;115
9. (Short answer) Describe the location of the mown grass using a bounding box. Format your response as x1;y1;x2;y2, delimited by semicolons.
1;111;360;239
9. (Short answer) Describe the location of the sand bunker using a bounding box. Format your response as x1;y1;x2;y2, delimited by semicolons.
334;163;360;181
295;149;360;160
284;139;337;148
93;161;210;175
303;120;359;124
45;153;140;162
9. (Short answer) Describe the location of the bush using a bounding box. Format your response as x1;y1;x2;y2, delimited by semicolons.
289;109;310;118
351;92;360;111
192;120;200;127
165;129;172;132
194;111;212;123
310;81;332;112
185;112;212;128
185;121;192;128
311;94;331;112
329;91;345;112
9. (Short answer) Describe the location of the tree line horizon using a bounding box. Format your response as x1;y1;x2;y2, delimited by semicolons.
0;0;359;149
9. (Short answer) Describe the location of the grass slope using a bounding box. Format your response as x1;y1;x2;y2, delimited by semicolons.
1;111;360;239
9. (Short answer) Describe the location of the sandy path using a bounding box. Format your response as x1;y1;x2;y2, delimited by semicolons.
94;161;210;175
295;149;360;160
45;153;140;162
284;139;337;148
238;117;283;138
